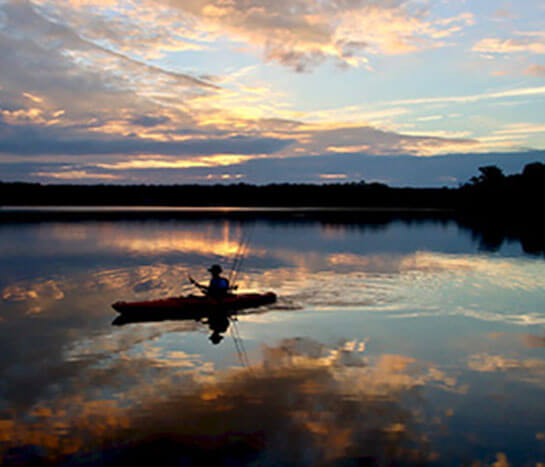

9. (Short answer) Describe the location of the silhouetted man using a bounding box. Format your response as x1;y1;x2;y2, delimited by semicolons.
189;264;232;298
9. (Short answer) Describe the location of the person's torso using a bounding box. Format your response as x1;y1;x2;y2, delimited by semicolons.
209;277;228;289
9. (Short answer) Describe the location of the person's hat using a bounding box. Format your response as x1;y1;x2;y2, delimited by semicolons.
208;264;222;273
210;333;223;344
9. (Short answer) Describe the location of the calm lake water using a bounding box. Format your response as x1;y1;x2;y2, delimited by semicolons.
1;209;545;465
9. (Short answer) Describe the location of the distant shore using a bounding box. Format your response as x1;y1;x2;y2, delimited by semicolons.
1;162;543;215
0;181;459;208
0;205;454;212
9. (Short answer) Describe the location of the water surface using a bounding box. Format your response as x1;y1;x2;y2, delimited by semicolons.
1;210;544;465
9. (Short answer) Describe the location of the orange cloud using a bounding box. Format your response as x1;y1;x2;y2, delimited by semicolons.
495;123;545;135
22;92;44;103
473;36;545;54
526;65;545;76
95;154;256;170
49;0;474;72
31;171;122;180
319;173;348;179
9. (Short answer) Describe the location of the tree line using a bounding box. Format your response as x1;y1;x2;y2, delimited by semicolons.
1;162;543;212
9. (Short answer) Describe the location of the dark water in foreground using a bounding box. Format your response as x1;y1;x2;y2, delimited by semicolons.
1;209;545;465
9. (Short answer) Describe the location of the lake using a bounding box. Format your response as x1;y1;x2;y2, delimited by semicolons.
1;208;544;465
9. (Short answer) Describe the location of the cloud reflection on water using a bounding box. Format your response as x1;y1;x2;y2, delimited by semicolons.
1;218;545;464
0;338;455;465
468;354;545;387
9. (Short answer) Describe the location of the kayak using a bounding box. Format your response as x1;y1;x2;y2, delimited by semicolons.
112;292;277;318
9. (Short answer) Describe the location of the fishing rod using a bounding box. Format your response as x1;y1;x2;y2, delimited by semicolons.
186;221;252;293
228;222;254;288
226;223;256;373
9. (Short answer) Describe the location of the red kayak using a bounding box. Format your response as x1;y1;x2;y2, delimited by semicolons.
112;292;277;317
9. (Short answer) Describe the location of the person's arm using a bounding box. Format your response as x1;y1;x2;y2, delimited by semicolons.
224;279;238;291
188;275;208;292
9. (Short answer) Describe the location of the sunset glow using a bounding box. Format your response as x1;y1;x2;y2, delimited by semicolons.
0;0;544;185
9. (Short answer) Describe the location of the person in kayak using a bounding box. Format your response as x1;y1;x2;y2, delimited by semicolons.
189;264;235;298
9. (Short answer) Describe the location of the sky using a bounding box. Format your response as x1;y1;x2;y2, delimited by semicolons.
0;0;544;186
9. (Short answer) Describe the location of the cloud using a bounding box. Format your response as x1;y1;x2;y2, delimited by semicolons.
0;120;291;156
495;123;545;135
526;65;545;76
472;31;545;55
1;0;474;171
388;85;545;106
319;173;348;180
0;1;219;133
94;154;256;170
523;335;545;348
468;353;545;386
491;9;517;21
36;0;474;72
0;0;541;186
2;279;65;316
128;115;171;127
30;170;122;180
4;150;544;185
275;123;478;157
32;0;209;60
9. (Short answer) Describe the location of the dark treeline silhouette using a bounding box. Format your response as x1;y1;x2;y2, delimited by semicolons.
458;162;545;212
0;180;456;208
1;162;543;211
451;162;545;255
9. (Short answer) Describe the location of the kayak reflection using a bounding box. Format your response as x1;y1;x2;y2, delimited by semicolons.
112;307;233;344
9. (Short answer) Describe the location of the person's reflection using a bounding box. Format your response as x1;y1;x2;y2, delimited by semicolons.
112;308;234;344
206;311;231;345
